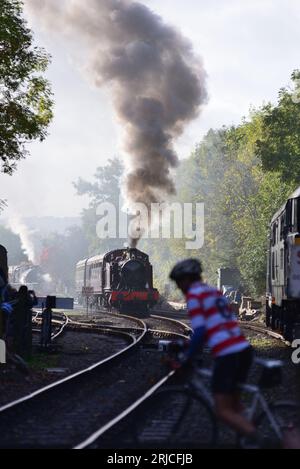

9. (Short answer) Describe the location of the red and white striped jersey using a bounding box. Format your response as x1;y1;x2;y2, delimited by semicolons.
186;282;249;358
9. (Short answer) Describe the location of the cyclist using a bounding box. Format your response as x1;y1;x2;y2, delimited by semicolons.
169;259;258;445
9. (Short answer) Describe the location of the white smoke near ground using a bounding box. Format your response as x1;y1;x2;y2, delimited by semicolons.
7;218;42;264
42;273;53;283
25;0;207;246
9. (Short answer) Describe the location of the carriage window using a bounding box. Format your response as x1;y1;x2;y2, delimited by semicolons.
280;249;284;270
272;252;275;280
272;223;278;246
286;199;293;231
291;199;296;232
295;198;300;233
280;214;285;240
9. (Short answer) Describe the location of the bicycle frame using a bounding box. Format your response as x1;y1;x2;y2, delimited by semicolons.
240;383;282;439
194;368;283;440
191;368;214;407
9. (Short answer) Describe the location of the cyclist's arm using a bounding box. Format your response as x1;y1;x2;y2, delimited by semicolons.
185;296;206;362
186;326;205;361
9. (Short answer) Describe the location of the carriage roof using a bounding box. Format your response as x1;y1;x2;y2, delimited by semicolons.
271;186;300;224
76;248;149;269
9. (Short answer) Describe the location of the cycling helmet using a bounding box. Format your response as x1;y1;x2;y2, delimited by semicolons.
169;259;202;281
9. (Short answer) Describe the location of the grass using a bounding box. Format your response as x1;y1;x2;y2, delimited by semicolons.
28;353;59;372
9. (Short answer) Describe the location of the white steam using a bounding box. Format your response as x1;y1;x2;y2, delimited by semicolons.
7;218;41;264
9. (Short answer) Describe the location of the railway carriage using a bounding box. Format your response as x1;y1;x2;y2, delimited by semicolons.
266;186;300;340
76;248;159;313
9;263;53;295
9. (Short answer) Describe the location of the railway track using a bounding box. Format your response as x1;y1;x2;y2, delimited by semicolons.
0;314;148;449
0;310;193;448
146;314;192;340
51;313;70;340
2;308;295;449
32;311;69;341
70;312;192;449
67;309;192;341
240;322;291;346
77;319;296;450
74;370;175;449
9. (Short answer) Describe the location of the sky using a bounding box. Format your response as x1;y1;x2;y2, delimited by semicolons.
1;0;300;218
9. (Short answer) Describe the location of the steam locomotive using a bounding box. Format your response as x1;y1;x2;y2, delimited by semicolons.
266;186;300;341
76;248;159;313
9;263;53;295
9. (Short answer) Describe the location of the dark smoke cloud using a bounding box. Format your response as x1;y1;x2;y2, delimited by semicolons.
25;0;207;244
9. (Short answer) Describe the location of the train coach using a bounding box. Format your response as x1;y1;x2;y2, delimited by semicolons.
266;186;300;340
76;248;159;313
9;263;53;295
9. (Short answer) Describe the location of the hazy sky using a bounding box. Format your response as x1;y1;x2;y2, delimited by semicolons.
1;0;300;218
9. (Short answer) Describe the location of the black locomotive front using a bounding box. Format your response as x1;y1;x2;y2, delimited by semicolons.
118;259;148;290
77;248;159;313
9;263;53;295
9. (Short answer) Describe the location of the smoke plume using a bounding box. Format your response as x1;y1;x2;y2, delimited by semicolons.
25;0;207;245
8;218;41;264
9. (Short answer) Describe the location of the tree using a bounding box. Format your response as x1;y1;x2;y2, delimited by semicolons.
162;110;295;297
224;115;295;295
256;71;300;183
0;0;53;174
74;158;124;254
73;74;300;298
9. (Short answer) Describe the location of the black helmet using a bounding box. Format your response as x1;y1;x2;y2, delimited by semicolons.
169;259;202;281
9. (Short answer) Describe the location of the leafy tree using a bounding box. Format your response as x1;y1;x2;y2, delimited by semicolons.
0;0;53;174
224;115;295;295
74;73;300;299
164;109;296;297
74;158;124;255
256;71;300;183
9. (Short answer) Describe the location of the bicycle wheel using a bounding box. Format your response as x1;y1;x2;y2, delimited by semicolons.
133;386;218;448
254;401;300;448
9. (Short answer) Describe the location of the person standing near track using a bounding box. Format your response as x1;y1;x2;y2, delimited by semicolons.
169;259;259;446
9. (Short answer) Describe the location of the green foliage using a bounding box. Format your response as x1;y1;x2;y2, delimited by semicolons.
0;0;53;174
178;110;296;297
74;158;124;255
256;71;300;183
28;353;59;371
76;72;300;299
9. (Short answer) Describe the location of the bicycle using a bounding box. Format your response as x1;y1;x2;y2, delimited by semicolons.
134;354;300;448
